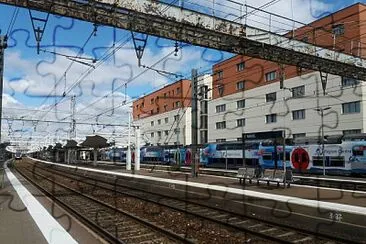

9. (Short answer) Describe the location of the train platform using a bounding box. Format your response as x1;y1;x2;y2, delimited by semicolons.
26;158;366;241
0;160;106;244
76;160;366;207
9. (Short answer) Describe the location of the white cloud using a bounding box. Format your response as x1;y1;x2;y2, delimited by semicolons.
0;0;343;150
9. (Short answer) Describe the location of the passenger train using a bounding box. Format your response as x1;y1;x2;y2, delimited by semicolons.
103;134;366;175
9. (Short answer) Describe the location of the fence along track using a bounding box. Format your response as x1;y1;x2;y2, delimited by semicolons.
15;163;192;244
21;160;350;244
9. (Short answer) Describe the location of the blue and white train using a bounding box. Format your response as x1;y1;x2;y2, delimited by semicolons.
103;134;366;175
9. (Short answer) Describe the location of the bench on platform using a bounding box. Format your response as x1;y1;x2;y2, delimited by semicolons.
237;167;260;184
257;169;293;188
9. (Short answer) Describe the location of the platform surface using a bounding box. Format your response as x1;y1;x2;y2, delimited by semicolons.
0;160;105;244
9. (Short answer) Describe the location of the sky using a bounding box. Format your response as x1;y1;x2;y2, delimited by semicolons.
0;0;364;151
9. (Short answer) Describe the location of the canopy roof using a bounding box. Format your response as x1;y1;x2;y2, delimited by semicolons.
80;135;108;149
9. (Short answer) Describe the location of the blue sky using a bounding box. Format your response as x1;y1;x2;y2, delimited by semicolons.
0;0;365;146
0;0;363;106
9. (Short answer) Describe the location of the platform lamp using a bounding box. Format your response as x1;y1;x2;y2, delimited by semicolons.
314;106;331;176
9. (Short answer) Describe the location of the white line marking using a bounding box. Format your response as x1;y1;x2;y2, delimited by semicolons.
293;175;366;184
30;158;366;216
5;161;78;244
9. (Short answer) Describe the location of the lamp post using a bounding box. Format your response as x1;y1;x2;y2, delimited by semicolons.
315;106;331;176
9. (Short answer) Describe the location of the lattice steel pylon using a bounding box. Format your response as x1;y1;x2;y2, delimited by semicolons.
28;9;50;54
69;95;76;139
0;35;7;144
131;32;148;67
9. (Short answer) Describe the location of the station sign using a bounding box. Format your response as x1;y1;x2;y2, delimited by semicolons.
242;130;284;140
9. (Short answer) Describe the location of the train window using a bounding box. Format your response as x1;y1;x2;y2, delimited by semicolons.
312;156;323;166
262;154;272;161
329;156;345;167
312;156;345;167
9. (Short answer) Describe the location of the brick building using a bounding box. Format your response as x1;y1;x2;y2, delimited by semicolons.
209;3;366;142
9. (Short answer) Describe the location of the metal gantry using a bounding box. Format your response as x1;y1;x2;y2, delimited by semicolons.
0;0;366;80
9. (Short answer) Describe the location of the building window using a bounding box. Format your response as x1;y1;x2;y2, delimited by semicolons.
265;71;276;82
237;99;245;109
164;130;169;136
174;128;179;134
150;132;154;138
200;115;208;129
200;130;208;144
216;104;226;113
164;93;167;98
156;107;160;113
292;85;305;98
174;115;179;121
177;87;181;94
200;85;208;99
236;62;245;72
172;90;174;95
343;129;361;135
151;121;154;126
292;109;305;120
175;101;181;107
172;102;175;108
151;109;154;115
266;92;276;102
216;121;226;129
266;114;277;123
216;139;226;142
165;117;169;123
342;101;360;114
200;101;208;114
157;131;162;138
332;23;345;36
141;102;144;108
218;70;223;79
151;98;154;104
342;77;359;87
218;84;224;97
293;133;306;139
237;118;245;127
164;105;168;111
236;81;245;90
158;119;161;125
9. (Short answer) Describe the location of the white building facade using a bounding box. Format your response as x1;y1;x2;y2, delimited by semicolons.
208;72;363;142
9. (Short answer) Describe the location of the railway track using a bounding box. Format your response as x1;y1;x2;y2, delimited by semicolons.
15;162;192;244
69;161;366;192
17;159;350;243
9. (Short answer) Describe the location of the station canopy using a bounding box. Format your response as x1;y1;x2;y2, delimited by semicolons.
80;135;109;149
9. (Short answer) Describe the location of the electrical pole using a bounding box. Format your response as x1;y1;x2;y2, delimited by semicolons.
126;110;131;170
69;95;76;139
67;95;76;164
0;35;8;145
191;69;198;177
315;106;331;176
135;126;140;171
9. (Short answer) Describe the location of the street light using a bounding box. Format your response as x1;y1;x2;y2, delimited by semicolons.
314;106;331;176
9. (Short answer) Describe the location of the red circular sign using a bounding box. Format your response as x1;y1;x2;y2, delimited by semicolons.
185;150;192;165
291;148;310;170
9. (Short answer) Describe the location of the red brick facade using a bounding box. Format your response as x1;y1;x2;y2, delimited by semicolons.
133;79;191;120
212;3;366;99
